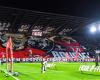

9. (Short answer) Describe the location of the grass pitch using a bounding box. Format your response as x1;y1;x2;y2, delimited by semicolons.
0;62;100;80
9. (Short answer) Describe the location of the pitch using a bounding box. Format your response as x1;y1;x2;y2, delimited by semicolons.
0;62;100;80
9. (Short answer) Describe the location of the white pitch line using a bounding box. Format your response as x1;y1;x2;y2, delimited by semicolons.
0;69;19;80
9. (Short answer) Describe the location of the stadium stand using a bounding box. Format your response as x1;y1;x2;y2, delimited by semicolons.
0;6;96;62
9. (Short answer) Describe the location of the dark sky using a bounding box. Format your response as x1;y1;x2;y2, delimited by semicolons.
1;0;100;19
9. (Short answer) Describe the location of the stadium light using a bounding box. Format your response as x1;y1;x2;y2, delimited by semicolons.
98;25;100;30
89;22;100;66
90;25;97;33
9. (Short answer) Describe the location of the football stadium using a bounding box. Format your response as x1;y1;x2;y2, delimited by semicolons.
0;6;100;80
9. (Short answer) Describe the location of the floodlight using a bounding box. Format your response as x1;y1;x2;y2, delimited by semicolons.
98;25;100;30
90;25;96;33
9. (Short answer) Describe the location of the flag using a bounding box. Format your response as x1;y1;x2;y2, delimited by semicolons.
71;47;79;59
65;53;70;60
6;37;12;49
6;37;13;73
6;38;10;49
75;48;79;59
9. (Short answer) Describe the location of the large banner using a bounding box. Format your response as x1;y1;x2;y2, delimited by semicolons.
0;34;86;58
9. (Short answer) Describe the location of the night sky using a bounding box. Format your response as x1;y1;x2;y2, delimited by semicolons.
1;0;100;19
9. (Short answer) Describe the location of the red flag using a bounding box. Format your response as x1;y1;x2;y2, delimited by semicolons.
6;38;11;72
65;53;70;60
75;48;79;59
6;38;10;49
75;50;79;59
71;47;79;59
6;37;12;50
6;37;13;73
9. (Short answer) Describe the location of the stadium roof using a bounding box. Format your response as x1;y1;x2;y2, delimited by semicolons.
0;6;93;37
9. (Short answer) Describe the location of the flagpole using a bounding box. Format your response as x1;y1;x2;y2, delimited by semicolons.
6;37;13;73
10;37;13;73
10;47;13;73
6;47;8;72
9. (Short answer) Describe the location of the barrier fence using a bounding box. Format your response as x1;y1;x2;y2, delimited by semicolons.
0;57;96;62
